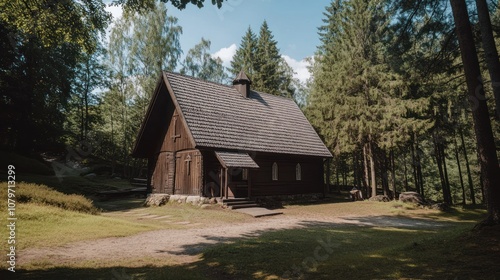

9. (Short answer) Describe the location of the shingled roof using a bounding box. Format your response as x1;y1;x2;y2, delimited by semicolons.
133;71;332;158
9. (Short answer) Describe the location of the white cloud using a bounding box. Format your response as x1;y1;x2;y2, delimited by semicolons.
212;44;237;68
282;55;312;84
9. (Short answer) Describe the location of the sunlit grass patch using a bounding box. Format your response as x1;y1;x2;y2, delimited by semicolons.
0;182;98;214
5;203;160;251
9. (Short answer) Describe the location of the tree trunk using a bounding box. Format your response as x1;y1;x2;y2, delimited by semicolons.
369;141;377;197
403;151;409;192
414;134;424;197
336;159;340;187
382;151;391;198
390;150;396;200
450;0;500;225
454;136;467;205
411;136;419;193
453;136;467;205
460;127;476;204
434;137;449;204
441;144;453;204
475;0;500;119
84;62;90;139
363;143;370;198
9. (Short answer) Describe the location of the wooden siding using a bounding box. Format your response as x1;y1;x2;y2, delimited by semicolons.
159;108;194;153
175;150;203;195
147;99;197;194
250;153;324;196
151;152;175;194
201;150;324;197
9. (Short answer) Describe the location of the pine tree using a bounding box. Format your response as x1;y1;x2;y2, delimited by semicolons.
230;27;258;77
253;20;284;96
230;22;295;97
308;0;425;197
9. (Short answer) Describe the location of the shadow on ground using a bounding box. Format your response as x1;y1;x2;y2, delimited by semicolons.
9;216;500;280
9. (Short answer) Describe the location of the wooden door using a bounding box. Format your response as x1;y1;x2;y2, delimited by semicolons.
152;152;174;194
175;150;202;195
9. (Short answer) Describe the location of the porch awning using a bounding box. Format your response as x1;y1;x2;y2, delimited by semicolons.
215;151;260;169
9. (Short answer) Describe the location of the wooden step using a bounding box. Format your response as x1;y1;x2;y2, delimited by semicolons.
225;200;255;206
222;197;249;203
229;203;260;209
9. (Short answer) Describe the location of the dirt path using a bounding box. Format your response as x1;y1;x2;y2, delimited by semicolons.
18;214;445;266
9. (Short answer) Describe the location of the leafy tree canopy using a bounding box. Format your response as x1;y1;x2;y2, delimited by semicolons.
113;0;225;12
0;0;110;52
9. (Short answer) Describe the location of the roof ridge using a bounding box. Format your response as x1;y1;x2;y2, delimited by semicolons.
163;71;235;89
164;71;296;103
250;89;296;102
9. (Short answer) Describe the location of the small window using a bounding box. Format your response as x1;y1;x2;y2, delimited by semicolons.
296;163;301;181
272;162;278;181
242;168;248;180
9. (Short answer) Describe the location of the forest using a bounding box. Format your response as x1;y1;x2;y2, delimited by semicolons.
1;0;500;224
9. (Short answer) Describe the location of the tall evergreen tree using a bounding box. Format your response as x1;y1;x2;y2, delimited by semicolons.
253;20;284;96
230;22;295;97
230;27;258;77
308;0;429;197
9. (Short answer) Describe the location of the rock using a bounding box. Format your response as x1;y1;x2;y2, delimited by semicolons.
199;197;210;204
430;202;449;211
209;197;217;204
200;204;212;209
399;192;425;205
369;195;390;202
144;194;170;206
177;195;188;203
84;173;97;178
186;196;201;205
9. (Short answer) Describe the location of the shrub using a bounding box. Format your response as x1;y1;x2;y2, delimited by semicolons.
0;182;99;214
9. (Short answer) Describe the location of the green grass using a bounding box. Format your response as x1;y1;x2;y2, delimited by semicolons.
17;173;136;196
282;198;438;218
0;185;495;280
0;182;98;214
200;223;470;279
6;203;160;250
11;214;499;280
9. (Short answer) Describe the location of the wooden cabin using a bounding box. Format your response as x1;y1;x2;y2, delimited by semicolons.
132;71;332;198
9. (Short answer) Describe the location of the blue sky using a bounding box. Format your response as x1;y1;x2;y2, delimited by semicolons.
105;0;331;82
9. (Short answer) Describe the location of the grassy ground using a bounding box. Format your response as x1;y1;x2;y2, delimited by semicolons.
1;152;496;279
4;195;498;280
11;212;499;280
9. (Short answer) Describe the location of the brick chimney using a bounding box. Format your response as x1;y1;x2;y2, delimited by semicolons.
232;71;252;98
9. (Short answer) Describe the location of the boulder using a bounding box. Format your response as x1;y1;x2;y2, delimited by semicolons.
430;202;450;211
186;196;201;205
209;197;218;204
369;195;390;202
399;192;425;205
144;194;170;206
